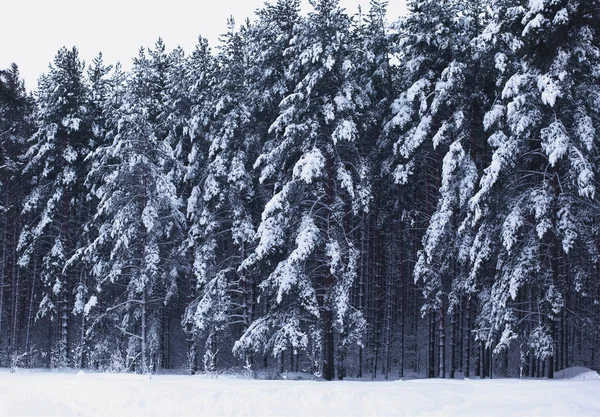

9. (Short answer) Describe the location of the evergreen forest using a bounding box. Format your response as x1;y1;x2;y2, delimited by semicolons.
0;0;599;380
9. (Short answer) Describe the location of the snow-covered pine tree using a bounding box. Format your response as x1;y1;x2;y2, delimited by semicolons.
385;0;489;378
170;37;218;374
84;40;185;373
67;52;113;368
235;0;304;372
0;64;34;364
75;61;128;370
182;18;260;373
162;37;216;374
234;0;367;381
181;36;215;187
245;0;302;122
162;39;215;191
467;0;600;378
87;53;112;146
352;0;400;380
19;47;92;368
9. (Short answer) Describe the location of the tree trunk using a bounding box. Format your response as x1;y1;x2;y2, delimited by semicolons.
59;182;72;368
0;218;6;362
11;233;20;358
480;342;486;379
384;226;393;380
60;283;68;367
25;253;38;367
337;331;346;380
450;306;456;379
488;347;493;379
458;296;463;372
358;212;366;378
439;305;446;378
475;340;481;377
528;285;535;378
141;288;148;374
79;290;86;369
413;261;418;373
399;249;405;379
140;134;149;375
321;152;335;381
465;297;471;378
188;338;197;375
428;311;435;378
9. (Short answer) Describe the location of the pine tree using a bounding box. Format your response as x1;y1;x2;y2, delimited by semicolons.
66;52;113;368
19;47;92;367
0;64;34;365
467;0;600;378
235;0;368;381
160;36;216;374
183;18;260;373
84;41;185;373
354;0;401;380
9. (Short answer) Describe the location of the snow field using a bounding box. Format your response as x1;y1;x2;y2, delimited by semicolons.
1;369;600;417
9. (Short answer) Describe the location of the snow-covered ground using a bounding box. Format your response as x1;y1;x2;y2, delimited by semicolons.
0;368;599;416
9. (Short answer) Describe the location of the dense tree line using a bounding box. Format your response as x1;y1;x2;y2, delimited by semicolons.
0;0;599;380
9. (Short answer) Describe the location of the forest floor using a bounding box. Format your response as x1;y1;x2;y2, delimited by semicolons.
0;367;598;416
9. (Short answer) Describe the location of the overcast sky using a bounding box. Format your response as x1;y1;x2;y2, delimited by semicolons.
1;0;407;91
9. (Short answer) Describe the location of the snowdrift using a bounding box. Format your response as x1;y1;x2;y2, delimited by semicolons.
554;366;600;380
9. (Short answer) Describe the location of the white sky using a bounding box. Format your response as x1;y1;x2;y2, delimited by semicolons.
1;0;407;91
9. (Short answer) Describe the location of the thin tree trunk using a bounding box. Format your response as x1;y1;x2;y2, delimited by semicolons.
458;295;463;372
480;342;486;379
321;153;335;381
79;282;86;369
475;340;481;377
140;132;149;375
59;183;72;368
384;226;393;380
60;283;68;367
428;311;435;378
399;245;405;379
11;229;20;357
25;253;38;367
547;323;554;379
528;285;535;378
488;346;493;379
141;288;148;374
0;218;7;362
465;297;471;378
450;306;456;379
279;352;284;374
358;213;366;378
413;258;418;373
439;305;445;378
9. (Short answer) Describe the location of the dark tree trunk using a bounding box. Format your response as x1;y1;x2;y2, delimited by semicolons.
358;212;367;378
11;233;20;358
0;218;6;362
141;289;148;374
399;250;405;379
428;311;435;378
25;252;38;367
322;152;335;381
475;341;481;377
458;296;463;372
480;342;486;379
450;306;456;379
465;297;471;378
383;223;394;380
439;305;446;378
